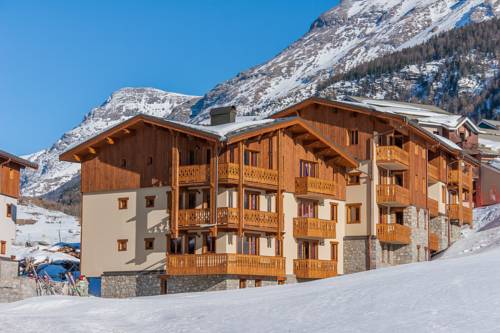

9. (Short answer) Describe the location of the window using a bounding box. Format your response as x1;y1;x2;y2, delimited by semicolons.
331;241;338;261
147;156;153;165
229;146;235;163
267;195;272;212
120;159;127;168
244;191;260;210
0;241;5;255
167;236;183;254
145;196;156;208
202;190;210;209
331;203;338;222
186;235;196;254
202;233;216;254
144;238;154;250
237;234;259;255
395;211;404;225
6;204;12;218
268;137;273;169
298;240;318;259
244;150;259;166
188;150;196;165
394;172;404;186
298;200;317;218
347;173;360;185
299;160;317;177
228;190;234;208
239;279;247;289
348;129;359;145
182;191;197;209
275;239;282;256
255;280;262;288
117;239;128;251
459;132;466;142
347;204;361;224
442;185;446;203
118;198;129;210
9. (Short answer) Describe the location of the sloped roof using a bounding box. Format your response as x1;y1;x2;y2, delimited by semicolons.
0;149;38;169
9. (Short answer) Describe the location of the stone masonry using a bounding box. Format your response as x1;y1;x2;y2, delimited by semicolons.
450;222;462;244
101;270;164;298
0;258;37;303
343;236;370;274
165;275;278;294
430;215;449;251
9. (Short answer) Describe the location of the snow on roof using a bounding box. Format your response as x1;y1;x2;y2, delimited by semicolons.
433;133;462;151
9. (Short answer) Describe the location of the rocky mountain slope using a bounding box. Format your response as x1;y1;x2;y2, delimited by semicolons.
21;88;200;197
186;0;500;123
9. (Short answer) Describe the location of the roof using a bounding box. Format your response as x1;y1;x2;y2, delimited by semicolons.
347;96;450;115
0;150;38;169
478;119;500;130
60;113;358;168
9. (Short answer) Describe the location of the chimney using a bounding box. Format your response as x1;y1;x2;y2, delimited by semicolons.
210;106;237;126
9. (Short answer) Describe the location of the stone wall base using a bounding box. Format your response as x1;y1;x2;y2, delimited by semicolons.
101;270;164;298
430;215;449;251
450;222;462;244
165;275;280;294
343;236;371;274
0;277;37;303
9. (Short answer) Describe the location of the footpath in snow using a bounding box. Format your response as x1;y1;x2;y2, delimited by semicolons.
1;204;500;333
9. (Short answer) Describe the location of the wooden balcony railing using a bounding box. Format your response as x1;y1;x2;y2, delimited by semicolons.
428;198;439;217
293;217;336;239
376;184;410;207
448;204;473;225
429;232;439;252
293;259;337;279
180;208;278;231
295;176;337;198
377;223;411;244
428;164;439;183
167;254;285;277
376;146;409;170
218;163;278;187
178;164;209;184
448;169;473;189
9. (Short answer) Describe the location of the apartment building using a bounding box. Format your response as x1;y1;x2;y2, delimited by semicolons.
60;97;478;297
60;110;357;297
0;150;38;258
271;97;477;273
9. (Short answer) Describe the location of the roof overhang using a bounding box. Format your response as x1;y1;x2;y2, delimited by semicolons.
0;150;38;169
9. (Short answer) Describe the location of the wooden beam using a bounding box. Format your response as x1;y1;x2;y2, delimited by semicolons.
73;154;81;162
238;141;244;237
209;142;218;237
314;147;330;156
302;139;317;147
88;147;98;155
293;132;310;141
171;133;180;238
122;128;135;135
277;129;284;245
105;137;115;145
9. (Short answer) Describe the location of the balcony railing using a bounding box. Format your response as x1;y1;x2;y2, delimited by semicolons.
167;254;285;277
376;184;410;207
178;164;209;184
218;163;278;187
293;217;336;239
295;176;337;198
376;146;409;170
428;164;439;183
293;259;337;279
448;169;472;189
179;208;278;232
428;198;439;217
448;204;473;225
429;232;439;252
377;223;411;244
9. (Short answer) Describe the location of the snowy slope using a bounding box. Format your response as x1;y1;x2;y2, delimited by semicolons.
21;88;200;196
188;0;500;123
15;204;80;245
1;206;500;332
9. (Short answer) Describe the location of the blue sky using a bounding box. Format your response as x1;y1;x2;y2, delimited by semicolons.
0;1;338;155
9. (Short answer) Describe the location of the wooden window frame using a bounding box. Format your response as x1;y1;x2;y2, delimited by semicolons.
144;238;154;250
299;160;318;178
331;203;338;222
0;241;6;255
118;198;129;210
348;129;359;146
244;191;260;211
167;236;183;255
441;185;446;203
297;239;319;260
185;234;196;255
237;234;260;255
331;241;338;261
145;195;156;208
117;239;128;252
347;173;361;186
6;204;12;218
346;203;362;224
202;233;216;254
239;279;247;289
244;149;259;167
297;199;318;218
275;238;282;256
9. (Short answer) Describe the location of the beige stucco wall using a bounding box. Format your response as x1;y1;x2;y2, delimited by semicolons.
282;192;345;275
82;186;170;277
0;194;17;258
428;181;447;214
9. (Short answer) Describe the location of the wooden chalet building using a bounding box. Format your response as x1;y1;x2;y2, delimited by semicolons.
60;97;478;297
0;150;38;258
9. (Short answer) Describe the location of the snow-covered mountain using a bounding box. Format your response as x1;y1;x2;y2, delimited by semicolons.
21;88;200;197
187;0;500;123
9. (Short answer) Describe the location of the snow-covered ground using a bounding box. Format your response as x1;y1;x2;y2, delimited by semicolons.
15;204;80;245
2;204;500;332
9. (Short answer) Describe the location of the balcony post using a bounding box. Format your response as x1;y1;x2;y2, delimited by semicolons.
277;129;284;244
458;159;463;225
171;132;180;238
210;142;218;236
238;141;244;236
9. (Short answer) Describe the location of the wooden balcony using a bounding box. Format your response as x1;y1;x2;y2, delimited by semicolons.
428;164;439;184
448;204;473;225
178;164;209;185
429;232;439;252
180;208;278;232
428;198;439;218
293;259;337;279
377;223;411;245
218;163;278;188
376;184;410;207
448;169;472;189
167;254;285;278
293;217;336;239
295;176;338;198
376;146;409;170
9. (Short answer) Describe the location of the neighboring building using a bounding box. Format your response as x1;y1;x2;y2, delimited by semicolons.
60;111;356;297
476;119;500;206
0;150;38;258
60;98;478;297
